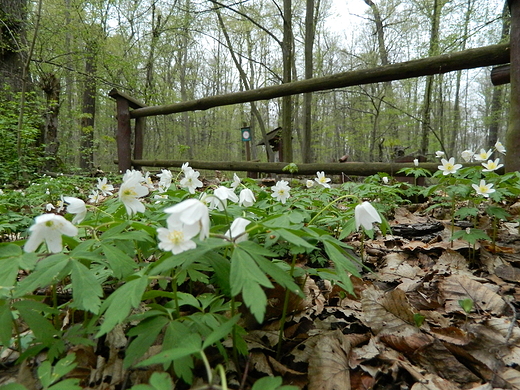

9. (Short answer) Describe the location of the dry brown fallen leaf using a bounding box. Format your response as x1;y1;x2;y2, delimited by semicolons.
307;330;351;390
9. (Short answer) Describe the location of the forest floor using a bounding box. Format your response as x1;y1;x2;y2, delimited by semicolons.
1;201;520;390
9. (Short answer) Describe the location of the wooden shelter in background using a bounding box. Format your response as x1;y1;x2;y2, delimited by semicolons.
257;127;283;162
110;4;519;174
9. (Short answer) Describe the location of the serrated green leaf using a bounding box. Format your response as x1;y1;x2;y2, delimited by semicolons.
277;229;315;250
202;315;239;349
0;257;20;287
47;378;81;390
96;276;148;337
148;372;174;390
242;282;267;323
37;360;53;388
125;316;169;369
0;302;13;347
0;243;22;258
136;333;202;367
101;243;137;278
14;300;58;346
230;247;273;297
14;254;71;298
52;353;77;379
0;384;28;390
70;262;102;314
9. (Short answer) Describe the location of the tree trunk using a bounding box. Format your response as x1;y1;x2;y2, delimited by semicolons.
281;0;293;162
0;0;27;92
79;41;97;170
40;73;61;171
488;2;510;149
302;0;316;163
215;10;274;161
420;0;445;156
506;0;520;172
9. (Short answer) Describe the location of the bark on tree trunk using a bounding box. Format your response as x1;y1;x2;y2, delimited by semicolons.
79;42;97;170
0;0;27;92
302;0;316;163
488;2;510;149
506;0;520;172
40;73;61;171
282;0;293;162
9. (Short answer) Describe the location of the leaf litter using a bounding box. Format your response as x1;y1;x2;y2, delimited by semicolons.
1;205;520;390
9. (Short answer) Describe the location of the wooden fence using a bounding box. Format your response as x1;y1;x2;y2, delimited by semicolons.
110;37;513;175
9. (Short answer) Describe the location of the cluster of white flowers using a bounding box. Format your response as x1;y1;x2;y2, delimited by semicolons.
434;142;503;198
22;162;390;257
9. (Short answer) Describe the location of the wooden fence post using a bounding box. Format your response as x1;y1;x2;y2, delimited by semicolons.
109;89;147;173
506;0;520;172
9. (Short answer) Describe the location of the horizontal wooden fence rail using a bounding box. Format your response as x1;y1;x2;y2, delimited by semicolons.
115;159;491;176
129;43;509;118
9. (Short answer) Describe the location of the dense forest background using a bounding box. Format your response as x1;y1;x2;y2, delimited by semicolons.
0;0;510;175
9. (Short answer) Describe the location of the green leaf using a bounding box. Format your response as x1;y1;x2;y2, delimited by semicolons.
37;360;53;388
125;316;169;368
485;205;510;220
251;376;299;390
202;315;239;349
148;372;174;390
136;333;202;367
230;247;273;297
52;353;78;379
459;298;473;314
70;261;103;314
0;384;29;390
451;229;490;246
14;254;71;298
277;229;315;250
242;282;267;323
0;302;14;347
96;276;148;337
14;300;59;346
101;243;137;278
47;379;81;390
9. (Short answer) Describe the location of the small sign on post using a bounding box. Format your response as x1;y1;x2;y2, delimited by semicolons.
241;127;251;142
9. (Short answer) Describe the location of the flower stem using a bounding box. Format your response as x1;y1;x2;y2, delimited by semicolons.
276;253;297;361
308;194;358;226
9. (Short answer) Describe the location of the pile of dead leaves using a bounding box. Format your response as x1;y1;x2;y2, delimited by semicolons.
1;206;520;390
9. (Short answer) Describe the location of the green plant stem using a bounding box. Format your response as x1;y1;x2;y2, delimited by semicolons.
172;273;180;319
276;253;297;361
308;194;358;226
217;364;228;390
199;350;213;384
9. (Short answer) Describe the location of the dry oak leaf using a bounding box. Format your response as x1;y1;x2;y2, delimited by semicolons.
308;330;352;390
410;373;462;390
440;274;506;315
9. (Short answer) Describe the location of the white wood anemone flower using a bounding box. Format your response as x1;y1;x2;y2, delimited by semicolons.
157;169;173;192
239;188;256;207
225;217;251;243
212;186;239;210
461;150;474;162
472;180;496;198
180;169;203;194
97;177;114;196
231;173;241;189
481;158;503;172
355;201;382;231
473;148;493;161
24;214;79;253
164;198;210;241
438;157;462;175
118;177;149;217
271;180;291;204
495;140;506;154
157;220;199;255
63;196;87;224
315;171;331;188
